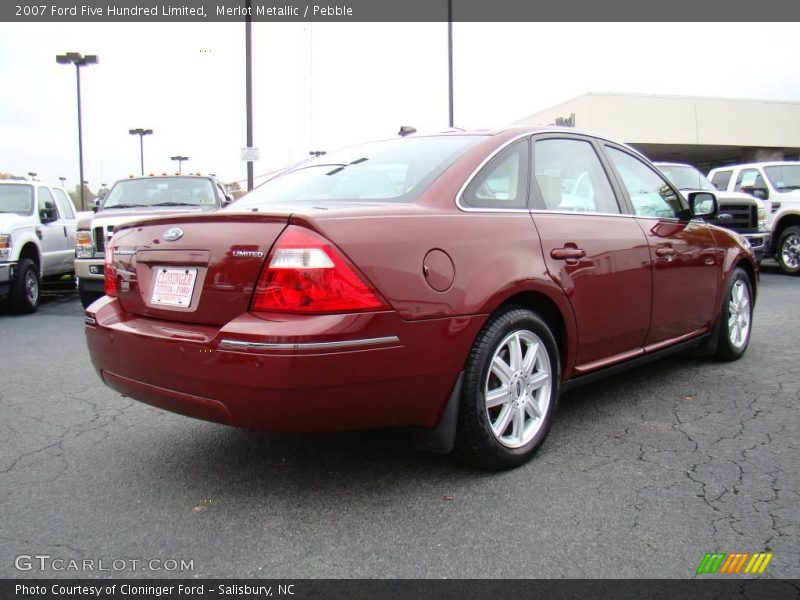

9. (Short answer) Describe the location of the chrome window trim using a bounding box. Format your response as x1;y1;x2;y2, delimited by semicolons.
530;209;635;218
218;335;400;351
455;132;532;213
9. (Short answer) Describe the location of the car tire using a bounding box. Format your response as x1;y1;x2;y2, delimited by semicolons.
9;258;40;314
714;267;753;362
455;306;560;471
78;280;104;309
776;225;800;275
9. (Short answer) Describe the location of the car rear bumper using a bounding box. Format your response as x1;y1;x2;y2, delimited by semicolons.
85;297;484;431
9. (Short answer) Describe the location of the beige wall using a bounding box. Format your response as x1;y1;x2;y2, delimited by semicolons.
513;93;800;148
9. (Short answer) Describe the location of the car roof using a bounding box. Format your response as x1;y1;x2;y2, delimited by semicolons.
0;179;66;190
653;162;694;168
710;161;800;172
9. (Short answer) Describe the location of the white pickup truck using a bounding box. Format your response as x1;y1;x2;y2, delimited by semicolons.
708;162;800;274
0;180;79;313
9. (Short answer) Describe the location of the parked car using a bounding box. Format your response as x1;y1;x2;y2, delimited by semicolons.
0;180;77;312
75;175;232;307
708;161;800;274
85;129;757;471
655;162;769;261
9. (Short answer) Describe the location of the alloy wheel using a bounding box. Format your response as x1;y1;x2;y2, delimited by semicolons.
484;329;552;448
727;280;751;349
781;233;800;270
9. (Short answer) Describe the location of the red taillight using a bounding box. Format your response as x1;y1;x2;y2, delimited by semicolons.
104;238;116;297
251;226;387;313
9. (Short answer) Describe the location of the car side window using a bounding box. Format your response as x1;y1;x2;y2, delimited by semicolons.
53;189;75;219
710;170;732;191
38;187;60;219
734;169;766;192
461;140;529;209
606;147;683;218
531;138;620;214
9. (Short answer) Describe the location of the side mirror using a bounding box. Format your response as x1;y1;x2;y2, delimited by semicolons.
687;191;717;218
39;200;58;224
223;194;234;207
740;185;768;200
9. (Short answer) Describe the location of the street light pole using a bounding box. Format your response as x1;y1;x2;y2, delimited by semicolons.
171;155;189;174
129;128;153;175
56;52;97;211
245;0;254;191
448;0;454;128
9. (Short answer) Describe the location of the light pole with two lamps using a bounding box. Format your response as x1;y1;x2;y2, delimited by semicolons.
129;128;153;176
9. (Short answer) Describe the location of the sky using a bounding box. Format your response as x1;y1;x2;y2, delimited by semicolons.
1;21;800;190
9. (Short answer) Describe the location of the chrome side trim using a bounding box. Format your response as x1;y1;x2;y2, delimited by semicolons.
218;335;400;351
84;314;96;326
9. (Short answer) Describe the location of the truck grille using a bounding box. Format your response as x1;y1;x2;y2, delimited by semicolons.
93;226;114;257
708;203;757;233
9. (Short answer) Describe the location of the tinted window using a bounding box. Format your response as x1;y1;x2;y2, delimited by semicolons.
235;136;483;209
734;169;767;192
38;187;59;217
0;184;34;216
710;170;732;191
532;138;619;214
53;189;75;219
606;147;683;218
461;140;529;209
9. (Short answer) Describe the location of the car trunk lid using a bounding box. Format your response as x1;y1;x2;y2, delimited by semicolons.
109;213;288;325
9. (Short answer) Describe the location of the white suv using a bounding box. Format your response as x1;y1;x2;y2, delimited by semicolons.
0;180;78;312
708;162;800;274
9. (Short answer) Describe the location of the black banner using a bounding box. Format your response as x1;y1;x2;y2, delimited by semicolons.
3;0;800;22
4;580;800;600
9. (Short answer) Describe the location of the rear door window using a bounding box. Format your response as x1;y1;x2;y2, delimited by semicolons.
53;188;75;219
710;170;732;191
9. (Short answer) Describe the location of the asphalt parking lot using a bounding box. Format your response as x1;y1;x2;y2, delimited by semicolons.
0;265;798;579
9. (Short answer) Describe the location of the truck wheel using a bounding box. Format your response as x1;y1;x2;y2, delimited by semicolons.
78;280;104;309
714;268;753;361
9;258;40;314
455;307;560;471
776;225;800;275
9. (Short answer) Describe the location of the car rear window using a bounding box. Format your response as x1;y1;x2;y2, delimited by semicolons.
0;184;34;216
232;136;484;208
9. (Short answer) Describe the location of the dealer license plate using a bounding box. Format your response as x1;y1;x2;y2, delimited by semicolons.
151;267;198;307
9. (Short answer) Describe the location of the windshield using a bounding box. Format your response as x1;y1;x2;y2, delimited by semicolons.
0;184;34;216
102;177;217;210
231;135;484;210
656;165;716;191
764;165;800;192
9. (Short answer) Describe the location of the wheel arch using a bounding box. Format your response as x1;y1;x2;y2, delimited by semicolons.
18;241;41;275
486;286;577;378
771;212;800;254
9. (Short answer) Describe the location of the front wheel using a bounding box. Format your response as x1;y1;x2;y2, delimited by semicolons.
776;225;800;275
455;307;560;471
9;258;40;314
714;268;753;361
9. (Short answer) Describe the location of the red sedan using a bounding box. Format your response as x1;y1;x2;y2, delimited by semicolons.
85;128;756;470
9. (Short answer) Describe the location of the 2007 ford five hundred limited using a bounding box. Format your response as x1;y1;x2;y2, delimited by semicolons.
85;128;757;470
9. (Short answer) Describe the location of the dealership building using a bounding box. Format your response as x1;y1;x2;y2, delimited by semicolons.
512;93;800;171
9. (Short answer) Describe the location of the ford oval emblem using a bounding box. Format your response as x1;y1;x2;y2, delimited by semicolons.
163;227;184;241
717;213;733;222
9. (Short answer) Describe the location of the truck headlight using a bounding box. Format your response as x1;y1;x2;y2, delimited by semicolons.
75;230;93;258
758;207;768;232
0;234;10;262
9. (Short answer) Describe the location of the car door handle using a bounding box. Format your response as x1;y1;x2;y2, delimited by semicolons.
550;247;586;260
655;247;677;258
